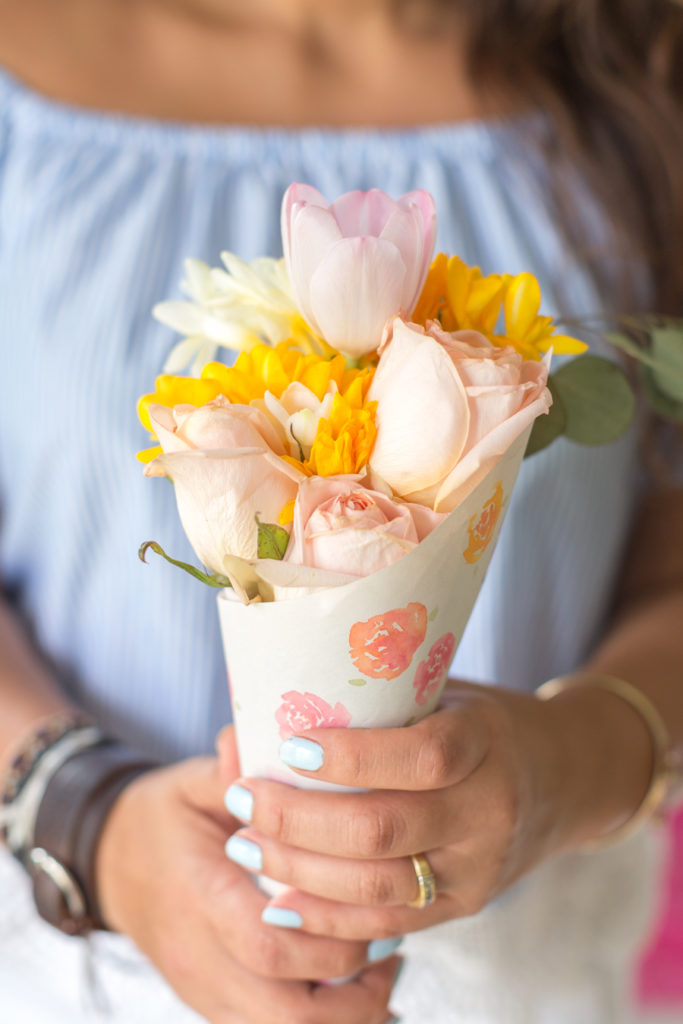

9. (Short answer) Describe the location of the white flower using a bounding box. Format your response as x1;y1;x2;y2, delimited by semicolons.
154;255;322;375
255;382;337;460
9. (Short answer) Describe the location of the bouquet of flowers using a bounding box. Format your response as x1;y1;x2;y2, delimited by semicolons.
137;183;650;854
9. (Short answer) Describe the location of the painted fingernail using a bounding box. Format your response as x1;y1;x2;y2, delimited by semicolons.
279;737;324;771
225;835;262;871
224;784;254;822
261;906;303;929
367;936;404;962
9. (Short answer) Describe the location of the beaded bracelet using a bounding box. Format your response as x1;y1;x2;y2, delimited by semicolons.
0;711;95;840
536;673;677;849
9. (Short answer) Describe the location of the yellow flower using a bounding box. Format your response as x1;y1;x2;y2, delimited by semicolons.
413;254;587;360
305;383;378;477
495;273;587;359
199;342;353;405
137;340;376;464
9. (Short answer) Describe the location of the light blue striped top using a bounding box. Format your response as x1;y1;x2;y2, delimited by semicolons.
0;66;645;761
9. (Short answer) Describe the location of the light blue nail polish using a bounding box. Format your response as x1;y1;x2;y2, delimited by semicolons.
224;784;254;822
279;736;324;771
367;936;403;962
261;906;303;929
225;835;262;871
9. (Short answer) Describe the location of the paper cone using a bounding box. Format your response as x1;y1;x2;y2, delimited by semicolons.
218;429;530;806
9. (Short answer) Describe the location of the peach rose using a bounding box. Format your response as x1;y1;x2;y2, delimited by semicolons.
368;319;551;512
284;474;445;577
144;398;303;571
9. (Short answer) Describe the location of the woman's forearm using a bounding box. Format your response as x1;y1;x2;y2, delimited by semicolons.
546;489;683;847
0;596;75;770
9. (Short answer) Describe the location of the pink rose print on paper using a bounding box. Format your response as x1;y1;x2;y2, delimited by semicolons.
349;602;428;681
275;691;353;741
413;632;456;706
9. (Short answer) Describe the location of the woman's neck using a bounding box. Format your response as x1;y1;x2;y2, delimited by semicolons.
0;0;508;126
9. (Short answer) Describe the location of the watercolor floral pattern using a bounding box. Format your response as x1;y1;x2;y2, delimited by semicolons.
463;482;504;564
275;690;352;740
413;632;456;706
349;602;428;680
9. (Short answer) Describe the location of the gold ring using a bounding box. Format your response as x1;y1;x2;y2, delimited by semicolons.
408;853;437;909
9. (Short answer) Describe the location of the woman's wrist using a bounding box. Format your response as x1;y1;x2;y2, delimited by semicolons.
539;674;655;849
0;709;160;935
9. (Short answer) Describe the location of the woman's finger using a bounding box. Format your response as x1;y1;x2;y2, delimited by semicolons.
275;700;490;791
226;825;464;907
225;782;460;859
260;885;463;942
209;857;372;981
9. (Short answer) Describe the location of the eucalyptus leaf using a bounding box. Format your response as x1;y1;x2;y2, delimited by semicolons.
256;518;290;560
138;540;232;588
525;375;567;456
649;326;683;402
552;355;635;445
604;331;655;366
641;368;683;423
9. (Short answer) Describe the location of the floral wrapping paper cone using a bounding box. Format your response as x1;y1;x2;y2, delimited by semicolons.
217;427;530;851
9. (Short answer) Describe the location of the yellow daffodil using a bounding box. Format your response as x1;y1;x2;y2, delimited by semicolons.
137;340;376;465
412;254;587;360
495;273;587;358
305;383;377;478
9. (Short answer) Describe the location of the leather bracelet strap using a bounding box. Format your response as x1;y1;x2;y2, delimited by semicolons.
29;741;159;934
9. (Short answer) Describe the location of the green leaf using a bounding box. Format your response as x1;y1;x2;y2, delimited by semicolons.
256;518;290;560
428;606;439;622
551;355;635;446
641;368;683;423
649;326;683;403
348;678;367;687
525;375;567;456
138;540;232;589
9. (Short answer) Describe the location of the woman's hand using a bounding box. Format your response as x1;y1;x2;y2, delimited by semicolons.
219;679;652;942
95;742;400;1024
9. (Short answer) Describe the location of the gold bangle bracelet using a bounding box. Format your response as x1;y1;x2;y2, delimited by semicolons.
536;673;673;849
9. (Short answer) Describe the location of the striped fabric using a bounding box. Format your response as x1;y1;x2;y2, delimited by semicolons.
0;64;645;762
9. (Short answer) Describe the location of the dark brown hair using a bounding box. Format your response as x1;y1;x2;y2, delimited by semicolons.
458;0;683;314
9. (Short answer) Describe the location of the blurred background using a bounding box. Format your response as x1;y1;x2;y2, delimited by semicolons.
637;810;683;1023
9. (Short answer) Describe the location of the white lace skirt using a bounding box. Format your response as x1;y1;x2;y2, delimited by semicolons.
0;832;661;1024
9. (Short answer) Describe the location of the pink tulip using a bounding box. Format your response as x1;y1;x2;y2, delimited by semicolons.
144;398;303;570
281;184;436;358
369;319;551;512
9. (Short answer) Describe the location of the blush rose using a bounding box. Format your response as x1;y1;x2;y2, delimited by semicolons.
284;474;445;577
368;318;551;512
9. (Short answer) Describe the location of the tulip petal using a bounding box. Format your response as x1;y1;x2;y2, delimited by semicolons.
308;237;407;357
284;204;344;332
330;189;398;236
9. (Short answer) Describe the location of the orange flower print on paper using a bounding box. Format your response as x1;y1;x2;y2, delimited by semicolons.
349;602;428;681
463;481;504;565
413;632;456;706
